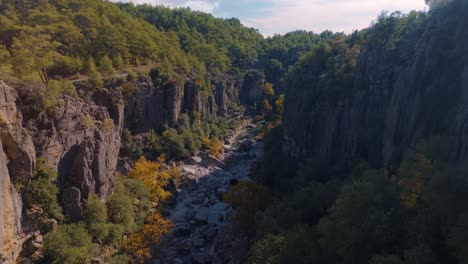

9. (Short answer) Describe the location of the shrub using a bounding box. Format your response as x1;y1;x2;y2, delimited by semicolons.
43;223;92;263
29;158;64;220
106;224;124;245
162;129;188;159
248;233;286;264
83;116;94;128
106;193;135;231
103;118;115;132
57;246;90;264
110;254;130;264
44;79;78;108
83;194;107;224
88;222;109;242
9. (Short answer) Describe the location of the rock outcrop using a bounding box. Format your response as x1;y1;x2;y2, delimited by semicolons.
0;81;35;263
125;76;241;133
283;1;468;170
33;95;124;220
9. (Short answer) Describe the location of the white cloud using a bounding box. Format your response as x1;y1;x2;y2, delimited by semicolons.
110;0;427;36
243;0;427;36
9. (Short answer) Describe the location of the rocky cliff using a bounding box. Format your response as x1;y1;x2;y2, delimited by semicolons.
125;75;247;133
33;94;124;221
0;81;35;263
283;0;468;171
0;79;124;261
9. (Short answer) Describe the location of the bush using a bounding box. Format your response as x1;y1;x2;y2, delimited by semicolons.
248;233;286;264
106;224;124;245
44;79;78;108
102;118;115;132
110;253;130;264
162;128;189;160
43;223;92;263
83;195;107;225
29;158;64;220
88;222;109;242
106;193;135;231
56;246;90;264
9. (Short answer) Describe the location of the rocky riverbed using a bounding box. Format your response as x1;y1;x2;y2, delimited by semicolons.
157;122;263;264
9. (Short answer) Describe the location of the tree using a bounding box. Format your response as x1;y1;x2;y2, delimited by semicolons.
29;158;64;220
0;44;10;72
10;27;62;85
99;55;115;78
248;233;286;264
127;213;174;264
128;157;178;203
317;172;403;264
85;56;100;79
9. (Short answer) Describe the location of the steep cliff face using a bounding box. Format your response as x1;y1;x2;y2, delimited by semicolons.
33;95;123;220
283;1;468;170
125;76;242;133
0;81;35;263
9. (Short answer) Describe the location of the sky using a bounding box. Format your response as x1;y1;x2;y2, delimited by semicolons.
111;0;428;36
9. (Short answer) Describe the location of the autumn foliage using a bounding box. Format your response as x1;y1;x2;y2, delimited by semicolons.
128;157;181;203
127;213;174;263
398;153;433;208
201;136;224;158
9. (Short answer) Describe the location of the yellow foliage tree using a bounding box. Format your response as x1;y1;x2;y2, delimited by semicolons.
200;136;224;158
128;157;180;203
127;213;174;264
398;153;433;208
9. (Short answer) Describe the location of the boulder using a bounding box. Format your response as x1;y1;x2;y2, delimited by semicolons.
192;238;206;248
202;228;218;241
238;140;254;152
204;155;225;168
191;252;211;264
177;241;191;255
174;225;192;237
63;187;83;222
215;188;228;200
194;209;209;225
187;156;203;165
228;178;239;186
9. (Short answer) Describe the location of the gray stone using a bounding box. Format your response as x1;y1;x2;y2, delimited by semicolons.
215;188;227;200
63;187;83;221
192;238;206;248
187;156;203;165
204;155;225;168
191;252;211;264
202;228;218;241
194;209;209;225
177;241;191;255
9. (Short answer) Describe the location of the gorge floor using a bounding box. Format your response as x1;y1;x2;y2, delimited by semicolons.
158;124;263;264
